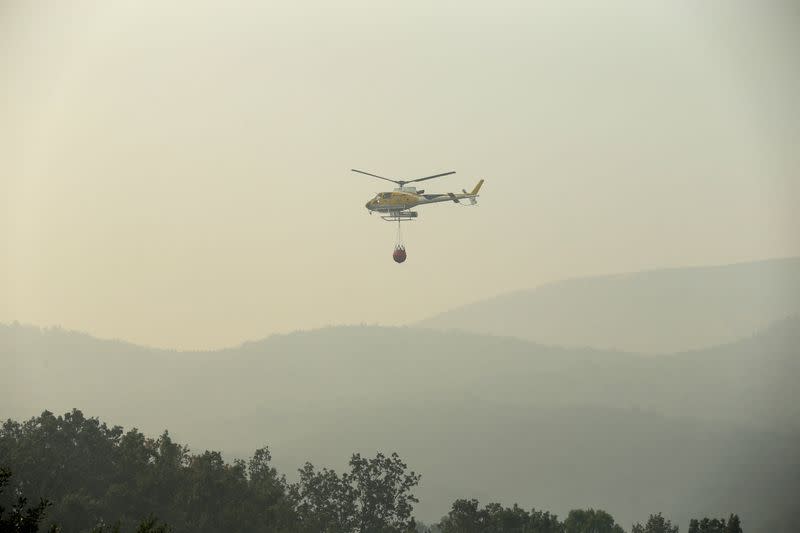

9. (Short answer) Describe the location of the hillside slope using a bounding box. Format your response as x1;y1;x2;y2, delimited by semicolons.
416;257;800;353
3;319;798;431
2;321;798;531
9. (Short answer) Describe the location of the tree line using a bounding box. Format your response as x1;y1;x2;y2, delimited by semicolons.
430;501;742;533
1;410;743;533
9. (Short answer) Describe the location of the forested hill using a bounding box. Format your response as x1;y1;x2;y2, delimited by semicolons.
1;319;798;530
2;318;798;430
416;256;800;353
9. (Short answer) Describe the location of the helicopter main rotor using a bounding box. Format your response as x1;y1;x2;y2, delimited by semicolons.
351;168;455;188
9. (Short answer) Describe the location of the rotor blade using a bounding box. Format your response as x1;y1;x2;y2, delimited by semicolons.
406;171;456;183
351;169;399;184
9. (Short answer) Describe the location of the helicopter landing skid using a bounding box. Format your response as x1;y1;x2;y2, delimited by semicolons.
381;211;418;222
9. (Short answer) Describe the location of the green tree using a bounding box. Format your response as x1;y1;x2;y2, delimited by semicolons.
244;447;295;532
290;452;420;533
632;513;678;533
724;515;742;533
484;502;530;532
687;514;742;533
563;509;624;533
0;467;56;533
688;518;724;533
438;500;563;533
90;516;171;533
438;499;484;533
1;411;298;533
349;452;420;533
529;509;564;533
290;462;355;532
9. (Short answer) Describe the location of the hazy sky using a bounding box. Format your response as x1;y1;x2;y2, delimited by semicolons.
2;0;798;349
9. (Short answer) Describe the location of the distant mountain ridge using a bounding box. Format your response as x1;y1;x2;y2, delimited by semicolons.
416;256;800;353
2;317;798;431
2;317;799;531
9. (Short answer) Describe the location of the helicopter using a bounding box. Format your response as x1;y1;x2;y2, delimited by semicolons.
354;168;484;263
353;169;484;222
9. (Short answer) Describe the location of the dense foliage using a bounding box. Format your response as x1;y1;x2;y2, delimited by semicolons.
433;500;744;533
291;453;420;532
0;467;55;533
437;499;563;533
0;410;418;533
632;513;679;533
687;515;743;533
1;410;745;533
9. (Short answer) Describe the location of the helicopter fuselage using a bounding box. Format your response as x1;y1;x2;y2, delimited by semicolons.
365;180;483;215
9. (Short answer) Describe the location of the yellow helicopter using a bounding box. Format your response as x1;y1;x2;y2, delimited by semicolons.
354;168;484;221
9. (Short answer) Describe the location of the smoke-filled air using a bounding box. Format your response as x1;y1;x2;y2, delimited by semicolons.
1;2;798;533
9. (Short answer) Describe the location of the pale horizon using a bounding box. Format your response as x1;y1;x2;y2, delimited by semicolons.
4;253;798;351
3;1;798;350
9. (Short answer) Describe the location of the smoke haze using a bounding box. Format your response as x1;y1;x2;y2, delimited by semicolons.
2;2;799;532
2;0;798;349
